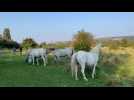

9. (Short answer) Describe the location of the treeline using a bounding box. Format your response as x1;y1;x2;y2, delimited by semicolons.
4;27;134;51
0;28;20;49
0;40;20;49
0;28;96;51
21;38;70;49
21;38;71;49
21;29;95;51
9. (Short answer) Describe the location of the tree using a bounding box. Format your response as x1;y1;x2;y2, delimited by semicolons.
71;29;95;51
0;34;2;40
3;28;11;41
21;38;38;49
0;39;20;49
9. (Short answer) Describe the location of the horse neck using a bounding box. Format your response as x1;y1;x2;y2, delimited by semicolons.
90;46;100;54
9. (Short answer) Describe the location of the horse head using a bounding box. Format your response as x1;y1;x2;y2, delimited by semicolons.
90;43;102;54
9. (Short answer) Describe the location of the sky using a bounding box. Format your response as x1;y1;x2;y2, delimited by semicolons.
0;12;134;43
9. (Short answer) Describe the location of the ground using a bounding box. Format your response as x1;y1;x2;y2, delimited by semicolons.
0;48;134;87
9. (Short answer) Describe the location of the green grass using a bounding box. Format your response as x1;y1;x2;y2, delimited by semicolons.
0;50;134;87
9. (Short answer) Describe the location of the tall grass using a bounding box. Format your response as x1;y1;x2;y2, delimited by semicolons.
0;47;134;87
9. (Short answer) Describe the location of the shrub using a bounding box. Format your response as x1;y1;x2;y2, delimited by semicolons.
71;29;95;51
21;38;38;49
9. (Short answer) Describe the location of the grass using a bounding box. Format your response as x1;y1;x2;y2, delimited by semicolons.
0;47;134;87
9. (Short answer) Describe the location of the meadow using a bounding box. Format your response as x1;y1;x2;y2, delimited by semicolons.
0;47;134;87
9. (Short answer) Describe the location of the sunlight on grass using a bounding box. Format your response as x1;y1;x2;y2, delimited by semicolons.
0;47;134;87
102;47;134;86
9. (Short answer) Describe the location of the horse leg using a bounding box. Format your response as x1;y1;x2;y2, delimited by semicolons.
81;65;88;81
56;56;60;63
42;56;46;67
54;55;57;63
25;53;29;62
36;58;39;66
71;63;74;77
71;67;74;77
57;56;60;62
32;56;35;65
75;65;78;80
92;63;97;79
45;55;48;64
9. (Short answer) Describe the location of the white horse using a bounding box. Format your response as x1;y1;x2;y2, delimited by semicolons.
71;43;102;81
52;47;74;63
26;48;48;66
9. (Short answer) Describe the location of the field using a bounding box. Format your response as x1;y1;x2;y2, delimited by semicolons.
0;47;134;87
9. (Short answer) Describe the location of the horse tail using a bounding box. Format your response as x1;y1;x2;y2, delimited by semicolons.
71;48;74;56
54;55;58;63
71;53;78;77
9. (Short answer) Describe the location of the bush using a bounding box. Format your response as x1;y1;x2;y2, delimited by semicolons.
71;30;95;51
107;40;120;50
0;40;20;49
101;52;127;67
21;38;38;49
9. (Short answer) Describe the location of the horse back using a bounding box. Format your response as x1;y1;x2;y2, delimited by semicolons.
86;53;99;65
29;48;47;56
76;51;99;66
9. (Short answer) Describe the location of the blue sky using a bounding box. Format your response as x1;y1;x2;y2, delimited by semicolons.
0;12;134;43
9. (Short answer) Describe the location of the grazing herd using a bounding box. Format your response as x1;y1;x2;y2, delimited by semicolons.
25;43;102;81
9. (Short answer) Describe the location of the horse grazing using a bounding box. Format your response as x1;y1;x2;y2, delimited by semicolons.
71;43;102;81
25;48;48;66
52;47;74;63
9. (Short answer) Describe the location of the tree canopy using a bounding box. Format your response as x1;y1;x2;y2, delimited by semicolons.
21;38;38;49
71;29;95;51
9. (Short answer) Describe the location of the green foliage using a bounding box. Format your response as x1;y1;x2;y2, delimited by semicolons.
21;38;38;49
40;42;47;48
0;49;133;87
0;39;20;49
0;28;20;49
0;34;2;40
3;28;11;41
71;30;95;51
